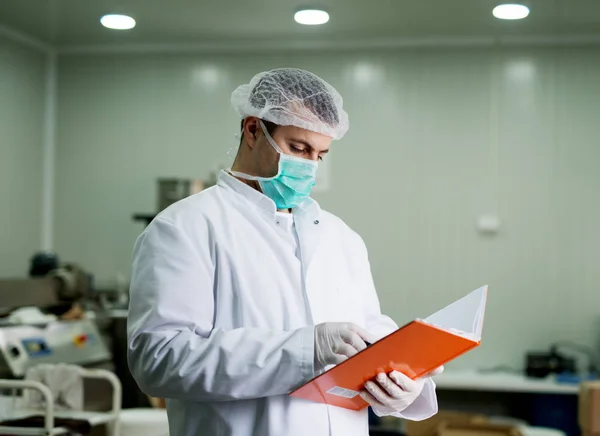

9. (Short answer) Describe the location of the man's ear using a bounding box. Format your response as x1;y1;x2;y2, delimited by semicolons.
244;117;261;149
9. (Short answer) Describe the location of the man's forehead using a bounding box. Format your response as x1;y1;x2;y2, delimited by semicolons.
278;125;332;141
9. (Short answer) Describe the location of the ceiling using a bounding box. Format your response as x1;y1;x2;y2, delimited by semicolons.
0;0;599;48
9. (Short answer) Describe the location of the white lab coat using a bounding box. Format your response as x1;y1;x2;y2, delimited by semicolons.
127;171;438;436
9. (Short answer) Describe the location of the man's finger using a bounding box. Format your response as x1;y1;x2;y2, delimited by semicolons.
389;371;419;391
365;380;394;406
341;331;368;353
416;366;445;378
331;354;348;365
359;390;383;408
348;324;378;345
427;366;444;376
332;342;359;359
375;373;404;398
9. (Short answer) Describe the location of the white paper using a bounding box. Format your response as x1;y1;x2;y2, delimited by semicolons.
422;285;488;341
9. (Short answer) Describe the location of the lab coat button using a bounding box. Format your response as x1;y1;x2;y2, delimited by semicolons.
314;220;319;225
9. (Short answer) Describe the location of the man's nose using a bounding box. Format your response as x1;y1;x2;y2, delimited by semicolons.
308;152;320;162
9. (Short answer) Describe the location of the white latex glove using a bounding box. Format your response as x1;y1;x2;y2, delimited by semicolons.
360;366;444;415
314;322;377;369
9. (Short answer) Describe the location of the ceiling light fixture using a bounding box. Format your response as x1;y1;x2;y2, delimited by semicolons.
100;14;136;30
492;4;530;20
294;9;330;26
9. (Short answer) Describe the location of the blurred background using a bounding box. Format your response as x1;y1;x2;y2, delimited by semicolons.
0;1;599;435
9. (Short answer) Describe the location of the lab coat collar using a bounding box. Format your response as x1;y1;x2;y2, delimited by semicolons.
217;170;321;221
218;170;323;278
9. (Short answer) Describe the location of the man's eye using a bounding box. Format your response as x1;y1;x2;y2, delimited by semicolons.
291;145;306;153
318;155;324;161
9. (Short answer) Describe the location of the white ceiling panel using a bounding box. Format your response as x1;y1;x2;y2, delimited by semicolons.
0;0;598;47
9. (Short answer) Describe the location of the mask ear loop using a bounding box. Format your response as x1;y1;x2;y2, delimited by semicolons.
228;121;281;181
228;122;282;182
259;121;283;154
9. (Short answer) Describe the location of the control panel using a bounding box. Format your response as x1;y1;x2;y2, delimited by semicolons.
0;319;111;377
21;337;52;357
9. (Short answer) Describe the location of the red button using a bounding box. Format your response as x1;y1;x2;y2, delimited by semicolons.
73;335;87;347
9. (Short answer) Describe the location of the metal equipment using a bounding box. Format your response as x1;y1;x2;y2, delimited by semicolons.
0;369;122;435
133;173;219;226
157;178;206;212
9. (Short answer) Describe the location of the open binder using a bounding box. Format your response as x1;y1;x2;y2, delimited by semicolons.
290;285;488;410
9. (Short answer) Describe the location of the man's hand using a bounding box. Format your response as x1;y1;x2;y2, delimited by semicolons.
360;367;444;414
314;323;377;369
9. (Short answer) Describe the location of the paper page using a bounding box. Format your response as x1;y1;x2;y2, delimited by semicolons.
421;285;488;341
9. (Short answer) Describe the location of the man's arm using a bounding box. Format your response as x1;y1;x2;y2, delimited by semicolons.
127;217;315;402
352;233;438;421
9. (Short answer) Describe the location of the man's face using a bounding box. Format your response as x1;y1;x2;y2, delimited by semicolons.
244;117;333;178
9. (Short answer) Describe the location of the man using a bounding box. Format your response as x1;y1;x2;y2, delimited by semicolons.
127;68;441;436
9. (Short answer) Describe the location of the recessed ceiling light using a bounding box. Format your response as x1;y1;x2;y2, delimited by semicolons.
100;14;136;30
294;9;330;26
493;4;530;20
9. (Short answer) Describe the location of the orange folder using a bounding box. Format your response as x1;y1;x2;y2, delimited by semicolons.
290;285;488;410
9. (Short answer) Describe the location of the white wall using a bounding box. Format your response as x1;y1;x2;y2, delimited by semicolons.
55;46;600;369
0;35;46;277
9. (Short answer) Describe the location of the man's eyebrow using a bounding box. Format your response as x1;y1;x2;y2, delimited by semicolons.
289;138;329;153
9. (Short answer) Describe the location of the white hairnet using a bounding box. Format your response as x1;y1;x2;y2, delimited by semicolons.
231;68;349;140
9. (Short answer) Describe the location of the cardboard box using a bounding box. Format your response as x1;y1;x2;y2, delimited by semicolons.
148;396;166;409
405;411;488;436
437;423;523;436
579;381;600;436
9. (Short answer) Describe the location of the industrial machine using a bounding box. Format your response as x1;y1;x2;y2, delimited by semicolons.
0;317;110;379
525;342;598;381
0;251;113;374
